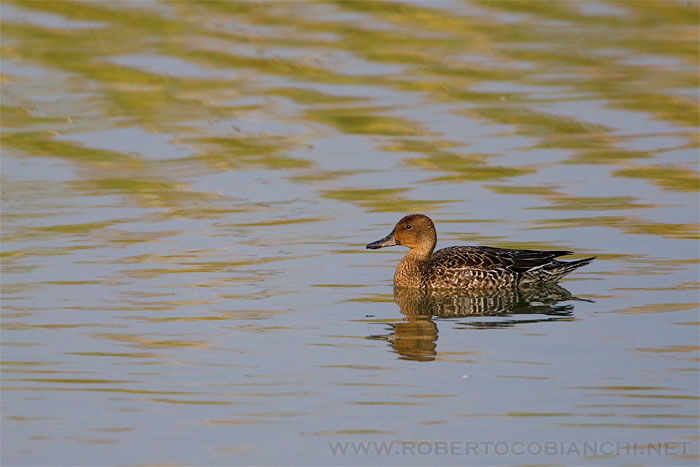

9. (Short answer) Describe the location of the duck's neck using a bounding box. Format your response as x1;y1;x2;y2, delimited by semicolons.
406;247;433;262
394;248;434;288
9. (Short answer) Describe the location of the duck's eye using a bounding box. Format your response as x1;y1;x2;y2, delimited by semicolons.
405;224;412;230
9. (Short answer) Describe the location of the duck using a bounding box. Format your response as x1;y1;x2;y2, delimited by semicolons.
366;214;594;289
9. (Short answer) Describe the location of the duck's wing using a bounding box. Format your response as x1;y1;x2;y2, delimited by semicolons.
431;246;573;274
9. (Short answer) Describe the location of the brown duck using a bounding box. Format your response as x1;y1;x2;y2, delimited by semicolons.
366;214;594;289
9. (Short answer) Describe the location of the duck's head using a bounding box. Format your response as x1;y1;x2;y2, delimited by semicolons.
366;214;437;256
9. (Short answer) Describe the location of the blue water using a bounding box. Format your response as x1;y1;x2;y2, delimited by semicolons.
2;1;698;465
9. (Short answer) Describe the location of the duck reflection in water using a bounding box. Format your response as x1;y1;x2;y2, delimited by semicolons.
369;284;589;362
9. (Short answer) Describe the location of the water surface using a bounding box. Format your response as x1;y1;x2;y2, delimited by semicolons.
1;1;698;465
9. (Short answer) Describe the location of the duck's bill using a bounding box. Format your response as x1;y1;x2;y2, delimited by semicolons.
366;230;399;249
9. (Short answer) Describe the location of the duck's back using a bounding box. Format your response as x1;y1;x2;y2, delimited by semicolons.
425;246;579;288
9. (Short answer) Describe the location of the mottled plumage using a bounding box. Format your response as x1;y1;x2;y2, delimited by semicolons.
366;214;594;289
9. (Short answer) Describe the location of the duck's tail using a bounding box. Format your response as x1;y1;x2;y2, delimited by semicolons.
546;257;596;282
523;256;595;284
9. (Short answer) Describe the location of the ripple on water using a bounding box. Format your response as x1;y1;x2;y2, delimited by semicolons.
1;0;698;465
